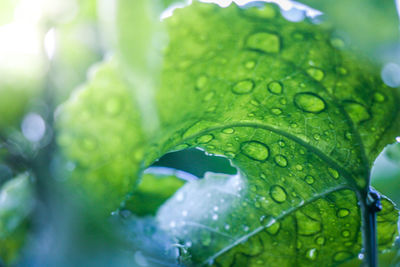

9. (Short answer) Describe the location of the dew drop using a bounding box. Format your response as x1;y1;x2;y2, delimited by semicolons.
232;79;255;94
270;185;287;203
196;75;208;90
196;134;214;144
274;155;288;167
306;67;325;81
267;81;283;94
225;224;230;230
271;108;282;115
306;248;318;261
328;168;339;179
246;32;280;54
278;140;285;147
333;251;352;262
373;92;385;103
294;92;326;113
266;221;281;235
295;164;303;171
343;101;371;124
222;128;235;134
212;214;218;220
341;230;350;238
305;175;315;185
279;98;287;105
315;236;325;245
241;141;270;161
245;60;256;69
337;208;350;218
203;91;215;101
313;134;320;141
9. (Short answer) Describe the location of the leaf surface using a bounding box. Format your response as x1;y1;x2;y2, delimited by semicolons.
58;1;400;265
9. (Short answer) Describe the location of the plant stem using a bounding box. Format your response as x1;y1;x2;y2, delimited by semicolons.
359;188;382;267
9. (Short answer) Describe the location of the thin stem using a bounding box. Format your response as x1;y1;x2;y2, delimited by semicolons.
359;188;382;267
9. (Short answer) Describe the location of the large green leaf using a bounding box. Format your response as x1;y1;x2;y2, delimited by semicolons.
57;1;400;265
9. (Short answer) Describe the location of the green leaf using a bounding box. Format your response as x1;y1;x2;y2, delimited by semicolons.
58;1;400;265
0;173;34;264
57;60;147;212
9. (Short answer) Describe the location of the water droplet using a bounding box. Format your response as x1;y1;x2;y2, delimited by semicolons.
212;214;218;220
250;99;260;106
203;91;215;101
222;128;235;134
232;79;255;94
274;155;288;167
328;168;339;179
373;92;385;103
246;32;280;53
266;221;281;235
295;164;303;171
196;75;208;90
225;224;230;230
341;230;350;238
313;134;320;141
315;236;325;245
294;92;326;113
245;60;256;69
241;141;270;161
279;98;287;105
337;208;350;218
343;101;371;124
196;134;214;144
271;108;282;115
305;175;315;185
306;67;325;81
270;185;287;203
267;81;283;94
182;210;188;217
243;226;250;232
278;140;286;147
306;248;318;261
333;251;352;262
290;122;298;128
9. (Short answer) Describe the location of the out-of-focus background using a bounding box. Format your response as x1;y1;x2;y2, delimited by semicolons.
0;0;399;266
